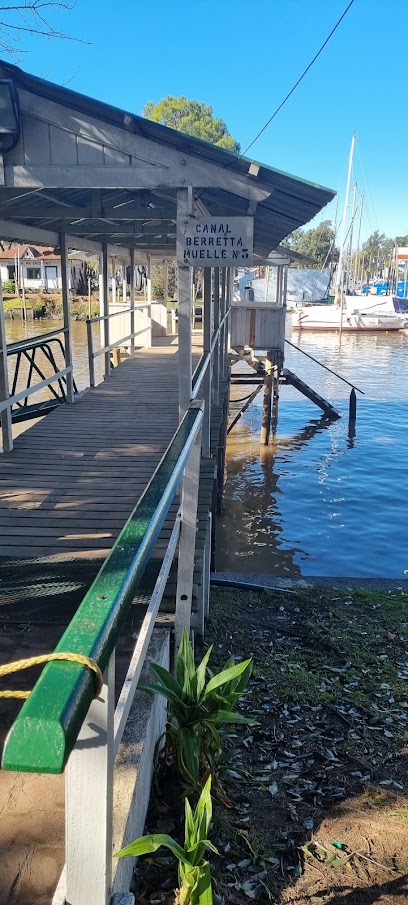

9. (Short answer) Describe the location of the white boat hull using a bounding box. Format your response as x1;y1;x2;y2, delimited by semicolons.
292;300;406;332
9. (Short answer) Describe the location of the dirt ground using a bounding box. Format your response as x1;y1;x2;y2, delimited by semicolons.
134;585;408;905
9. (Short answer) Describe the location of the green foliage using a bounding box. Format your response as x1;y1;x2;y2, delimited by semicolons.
140;629;253;788
360;230;394;277
151;261;177;300
115;775;217;905
143;96;240;153
284;220;338;268
2;280;15;294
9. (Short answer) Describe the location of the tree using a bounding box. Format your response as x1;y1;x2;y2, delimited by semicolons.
0;2;83;59
283;221;338;269
142;96;240;152
151;261;177;301
360;231;394;279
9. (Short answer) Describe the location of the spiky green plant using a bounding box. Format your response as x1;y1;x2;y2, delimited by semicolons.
115;775;217;904
139;629;253;788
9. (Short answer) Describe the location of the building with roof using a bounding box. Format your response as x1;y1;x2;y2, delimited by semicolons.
0;244;86;291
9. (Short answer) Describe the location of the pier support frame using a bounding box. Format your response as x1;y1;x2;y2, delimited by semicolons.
261;348;282;445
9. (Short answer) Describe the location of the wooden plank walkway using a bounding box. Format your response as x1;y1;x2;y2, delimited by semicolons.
0;337;201;559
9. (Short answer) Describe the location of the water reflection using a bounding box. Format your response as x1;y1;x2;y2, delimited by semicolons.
217;413;334;577
217;319;408;578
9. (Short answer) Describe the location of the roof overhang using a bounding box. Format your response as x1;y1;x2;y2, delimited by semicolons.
0;61;336;260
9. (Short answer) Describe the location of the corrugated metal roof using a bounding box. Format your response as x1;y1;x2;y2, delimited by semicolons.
0;61;336;256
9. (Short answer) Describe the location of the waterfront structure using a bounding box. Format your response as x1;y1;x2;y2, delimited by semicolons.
0;244;85;292
0;60;335;905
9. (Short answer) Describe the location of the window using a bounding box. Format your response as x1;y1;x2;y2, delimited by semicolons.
26;268;41;280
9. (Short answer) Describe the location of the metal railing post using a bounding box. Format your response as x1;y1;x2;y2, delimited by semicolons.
202;268;212;457
86;318;96;388
102;243;110;380
212;267;220;405
130;248;135;359
0;279;12;452
59;232;75;404
65;653;115;905
145;254;152;349
174;425;203;657
220;269;226;379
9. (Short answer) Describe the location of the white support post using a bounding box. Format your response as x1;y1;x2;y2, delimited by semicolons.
202;267;212;458
102;243;110;380
0;279;12;452
145;254;152;348
122;261;126;303
212;267;220;405
164;257;169;308
65;654;115;905
175;427;202;656
177;189;192;418
130;248;135;359
59;232;75;404
220;269;226;380
111;255;116;304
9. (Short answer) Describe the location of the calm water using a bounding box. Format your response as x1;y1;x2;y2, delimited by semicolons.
5;315;408;577
216;320;408;578
5;317;103;393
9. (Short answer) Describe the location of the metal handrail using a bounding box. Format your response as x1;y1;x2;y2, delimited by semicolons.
7;326;68;354
285;339;365;394
86;303;152;385
87;303;150;325
2;399;204;774
191;306;231;399
3;332;74;414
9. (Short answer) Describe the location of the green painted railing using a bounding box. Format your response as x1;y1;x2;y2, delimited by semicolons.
2;399;204;775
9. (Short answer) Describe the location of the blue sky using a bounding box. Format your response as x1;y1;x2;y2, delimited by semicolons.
11;0;408;242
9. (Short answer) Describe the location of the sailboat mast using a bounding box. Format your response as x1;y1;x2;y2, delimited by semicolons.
347;181;358;291
335;133;356;312
353;194;364;291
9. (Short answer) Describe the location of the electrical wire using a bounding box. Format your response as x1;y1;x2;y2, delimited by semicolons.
237;0;356;160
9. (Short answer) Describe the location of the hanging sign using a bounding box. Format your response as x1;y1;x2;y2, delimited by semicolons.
177;216;253;267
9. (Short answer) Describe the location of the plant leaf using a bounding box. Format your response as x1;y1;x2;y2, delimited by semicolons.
137;682;184;709
115;833;190;865
196;862;213;905
149;663;184;697
196;645;213;698
205;660;252;695
177;629;196;696
203;711;255;725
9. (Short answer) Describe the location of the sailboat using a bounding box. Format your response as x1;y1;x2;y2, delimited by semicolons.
293;135;406;333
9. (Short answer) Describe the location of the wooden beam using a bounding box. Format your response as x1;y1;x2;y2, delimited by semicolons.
0;204;177;219
4;165;271;202
0;219;131;257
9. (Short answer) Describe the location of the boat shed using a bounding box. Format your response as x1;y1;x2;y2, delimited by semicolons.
0;60;335;427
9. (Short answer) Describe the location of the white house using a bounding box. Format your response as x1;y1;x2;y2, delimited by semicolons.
0;244;87;292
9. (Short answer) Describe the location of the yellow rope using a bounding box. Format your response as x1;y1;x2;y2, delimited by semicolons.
0;652;103;700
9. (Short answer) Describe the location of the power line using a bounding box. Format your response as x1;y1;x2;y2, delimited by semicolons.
238;0;356;160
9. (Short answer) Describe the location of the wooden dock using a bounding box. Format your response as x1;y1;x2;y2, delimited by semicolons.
0;337;201;559
0;332;230;715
